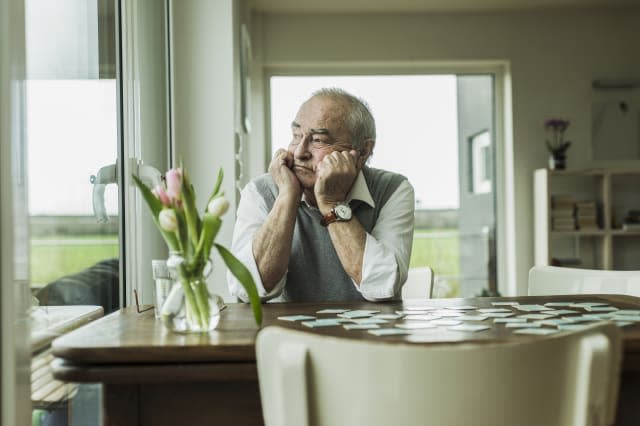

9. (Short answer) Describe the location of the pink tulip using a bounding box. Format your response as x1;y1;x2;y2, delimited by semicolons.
152;185;171;207
165;168;182;202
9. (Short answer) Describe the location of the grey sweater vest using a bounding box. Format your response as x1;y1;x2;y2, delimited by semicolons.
253;167;407;302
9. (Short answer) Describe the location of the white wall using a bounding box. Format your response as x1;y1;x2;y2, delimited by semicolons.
251;7;640;295
171;0;241;300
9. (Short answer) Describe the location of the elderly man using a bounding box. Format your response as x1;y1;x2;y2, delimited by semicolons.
228;88;414;302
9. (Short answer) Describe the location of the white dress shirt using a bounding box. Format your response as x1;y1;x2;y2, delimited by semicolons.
227;171;415;302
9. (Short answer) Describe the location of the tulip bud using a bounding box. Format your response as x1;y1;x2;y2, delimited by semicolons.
158;209;178;232
207;196;229;217
165;168;182;202
152;185;171;207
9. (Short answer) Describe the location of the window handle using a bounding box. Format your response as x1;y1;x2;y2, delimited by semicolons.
90;162;117;223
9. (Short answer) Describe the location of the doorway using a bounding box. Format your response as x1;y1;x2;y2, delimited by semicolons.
269;74;497;297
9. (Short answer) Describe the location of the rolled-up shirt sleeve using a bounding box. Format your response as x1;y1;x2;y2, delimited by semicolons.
227;182;286;303
356;180;415;301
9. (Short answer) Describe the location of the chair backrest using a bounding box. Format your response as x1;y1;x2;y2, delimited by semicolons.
256;323;621;426
401;266;434;300
528;265;640;297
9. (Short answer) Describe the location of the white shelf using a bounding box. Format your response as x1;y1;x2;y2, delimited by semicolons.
534;167;640;270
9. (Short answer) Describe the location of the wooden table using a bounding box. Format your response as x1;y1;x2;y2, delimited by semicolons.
51;295;640;426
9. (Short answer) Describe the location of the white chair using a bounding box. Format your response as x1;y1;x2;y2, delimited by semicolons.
528;266;640;297
401;266;434;300
256;323;622;426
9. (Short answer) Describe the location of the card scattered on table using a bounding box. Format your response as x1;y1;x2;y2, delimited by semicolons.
446;305;478;310
278;315;316;322
368;328;411;336
350;318;389;325
448;324;491;332
374;313;404;320
570;302;609;308
506;322;541;328
302;319;343;328
403;314;442;321
431;319;462;326
514;328;559;335
343;323;380;330
477;308;512;313
338;311;374;319
492;301;520;306
316;308;349;314
517;314;554;320
494;318;527;323
543;302;575;307
584;306;618;313
514;304;551;312
395;322;437;330
483;312;514;318
457;314;489;321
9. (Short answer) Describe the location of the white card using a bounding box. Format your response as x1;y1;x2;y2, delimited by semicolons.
343;323;380;330
338;311;373;319
373;313;404;320
368;328;411;336
615;309;640;316
506;322;541;328
491;301;520;306
431;319;462;326
350;318;389;325
494;318;527;323
477;308;512;313
278;315;316;321
316;308;348;314
483;312;514;318
546;309;579;316
514;304;551;312
569;302;609;308
615;321;634;327
535;319;575;327
448;324;491;332
543;302;575;307
445;305;478;310
558;324;589;331
584;306;619;313
302;320;342;328
433;310;464;317
457;315;489;321
517;314;554;320
395;322;437;330
403;314;442;321
514;328;559;335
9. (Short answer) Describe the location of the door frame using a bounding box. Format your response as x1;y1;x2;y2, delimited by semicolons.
260;61;516;296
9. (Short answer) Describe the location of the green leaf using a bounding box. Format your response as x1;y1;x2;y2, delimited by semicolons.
181;170;201;247
215;244;262;326
191;213;221;273
206;168;224;207
131;175;179;251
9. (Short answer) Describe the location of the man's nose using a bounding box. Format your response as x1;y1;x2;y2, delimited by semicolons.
294;135;311;158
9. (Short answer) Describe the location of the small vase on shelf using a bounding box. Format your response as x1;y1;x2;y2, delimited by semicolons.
549;152;566;170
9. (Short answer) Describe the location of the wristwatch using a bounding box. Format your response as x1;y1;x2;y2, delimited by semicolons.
320;202;353;226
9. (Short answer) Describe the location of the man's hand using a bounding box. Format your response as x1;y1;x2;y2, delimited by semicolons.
269;149;302;199
315;149;359;213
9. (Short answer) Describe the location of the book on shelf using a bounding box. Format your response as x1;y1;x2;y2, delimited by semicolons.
551;194;575;209
551;208;575;218
552;217;576;231
622;222;640;231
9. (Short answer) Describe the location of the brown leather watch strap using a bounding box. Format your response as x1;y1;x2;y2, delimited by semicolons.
320;210;338;227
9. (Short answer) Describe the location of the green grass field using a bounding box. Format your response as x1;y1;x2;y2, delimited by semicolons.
30;235;119;285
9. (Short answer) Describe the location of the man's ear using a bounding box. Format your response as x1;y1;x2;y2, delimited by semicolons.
357;139;374;168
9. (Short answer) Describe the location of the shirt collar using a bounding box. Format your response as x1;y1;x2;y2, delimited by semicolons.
301;170;375;209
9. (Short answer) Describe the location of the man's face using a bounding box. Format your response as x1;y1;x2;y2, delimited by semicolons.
288;96;354;190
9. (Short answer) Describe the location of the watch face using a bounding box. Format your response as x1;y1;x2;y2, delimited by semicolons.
334;204;352;221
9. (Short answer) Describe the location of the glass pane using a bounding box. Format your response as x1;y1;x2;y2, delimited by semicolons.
25;0;118;424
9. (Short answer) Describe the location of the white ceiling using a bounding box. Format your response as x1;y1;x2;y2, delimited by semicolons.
252;0;638;13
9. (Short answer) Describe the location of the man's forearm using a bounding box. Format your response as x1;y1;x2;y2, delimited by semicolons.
327;219;367;285
252;193;298;291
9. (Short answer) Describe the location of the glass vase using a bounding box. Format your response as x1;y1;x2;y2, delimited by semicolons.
160;252;225;333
